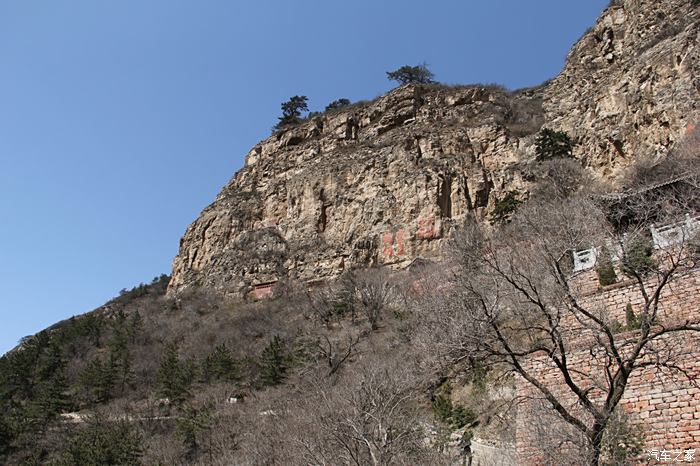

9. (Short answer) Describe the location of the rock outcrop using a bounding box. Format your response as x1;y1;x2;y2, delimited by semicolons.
545;0;700;175
169;0;699;297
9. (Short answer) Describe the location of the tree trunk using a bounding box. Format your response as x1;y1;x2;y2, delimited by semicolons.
589;426;604;466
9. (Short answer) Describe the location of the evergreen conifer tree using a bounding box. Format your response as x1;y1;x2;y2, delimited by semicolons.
535;128;573;160
156;343;193;403
386;63;435;84
202;344;239;383
259;336;289;386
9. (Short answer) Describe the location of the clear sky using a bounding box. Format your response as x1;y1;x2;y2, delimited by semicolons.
0;0;609;354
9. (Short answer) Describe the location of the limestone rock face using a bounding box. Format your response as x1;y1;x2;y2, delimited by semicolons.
545;0;700;176
169;85;541;295
169;0;700;296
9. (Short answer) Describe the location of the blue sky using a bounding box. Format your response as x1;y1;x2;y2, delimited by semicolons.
0;0;609;354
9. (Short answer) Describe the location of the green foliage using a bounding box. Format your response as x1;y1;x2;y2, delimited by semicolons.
469;361;489;394
51;420;143;466
127;311;143;343
611;304;648;334
621;236;657;277
175;403;213;460
432;383;476;430
118;284;148;301
450;405;477;430
77;310;140;403
333;301;351;316
34;338;63;385
70;314;104;348
490;190;522;224
114;274;170;305
274;95;309;130
610;319;624;334
386;63;435;85
325;98;351;112
108;310;134;396
432;392;454;423
26;371;69;426
625;303;640;331
4;333;48;400
597;267;618;287
151;273;170;286
0;417;12;457
259;336;290;386
156;343;194;404
535;128;573;160
2;335;71;432
79;358;114;403
0;315;120;457
596;247;618;287
201;344;240;383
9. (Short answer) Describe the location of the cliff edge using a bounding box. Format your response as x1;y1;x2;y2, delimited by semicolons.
169;0;699;297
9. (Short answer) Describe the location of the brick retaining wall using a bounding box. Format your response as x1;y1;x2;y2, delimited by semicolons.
516;269;700;464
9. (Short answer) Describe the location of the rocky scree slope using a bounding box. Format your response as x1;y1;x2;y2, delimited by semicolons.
169;0;700;297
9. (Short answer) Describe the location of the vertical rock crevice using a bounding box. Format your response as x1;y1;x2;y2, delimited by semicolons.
317;188;329;233
437;175;452;218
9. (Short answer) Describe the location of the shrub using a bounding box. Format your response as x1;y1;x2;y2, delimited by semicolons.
621;236;657;277
600;410;644;465
432;383;476;430
325;98;351;112
112;275;169;305
386;63;435;85
450;405;477;430
108;310;134;396
625;303;640;331
535;128;573;161
432;391;454;424
0;417;12;457
610;319;624;334
27;370;70;424
490;190;522;224
596;247;618;287
51;419;143;466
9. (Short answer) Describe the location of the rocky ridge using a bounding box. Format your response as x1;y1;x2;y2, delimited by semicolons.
169;0;700;297
545;0;700;174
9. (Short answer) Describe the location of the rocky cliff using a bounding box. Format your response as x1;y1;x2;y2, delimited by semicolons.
169;0;700;297
545;0;700;174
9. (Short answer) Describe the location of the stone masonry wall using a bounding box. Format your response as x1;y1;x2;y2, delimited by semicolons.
516;268;700;464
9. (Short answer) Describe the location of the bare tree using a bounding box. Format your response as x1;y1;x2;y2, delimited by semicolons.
313;334;360;377
347;269;396;331
528;157;593;201
420;164;700;465
305;282;348;329
292;363;442;466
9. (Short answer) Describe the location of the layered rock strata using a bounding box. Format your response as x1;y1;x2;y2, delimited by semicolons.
169;0;699;296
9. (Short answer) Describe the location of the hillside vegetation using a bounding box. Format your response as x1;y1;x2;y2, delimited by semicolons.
2;129;699;464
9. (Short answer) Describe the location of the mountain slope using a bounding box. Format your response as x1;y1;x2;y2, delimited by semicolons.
2;0;699;464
